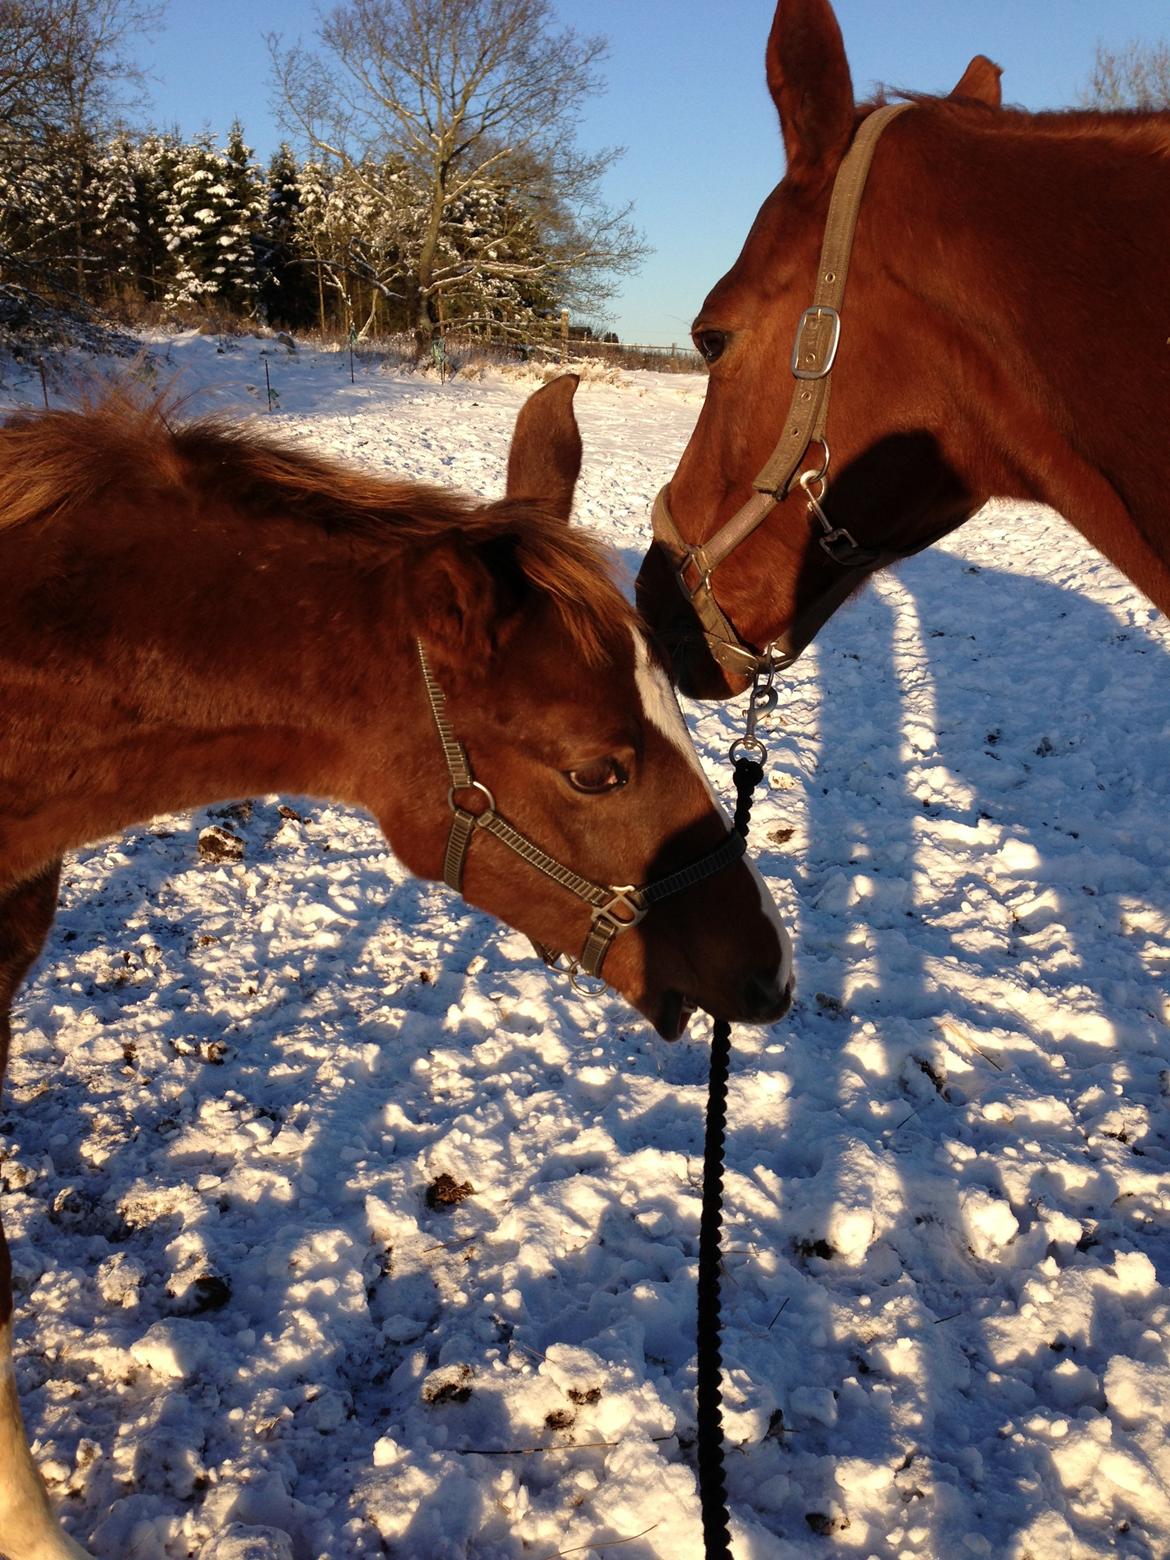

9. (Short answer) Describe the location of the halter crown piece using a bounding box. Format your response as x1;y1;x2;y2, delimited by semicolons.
651;102;915;680
416;640;747;987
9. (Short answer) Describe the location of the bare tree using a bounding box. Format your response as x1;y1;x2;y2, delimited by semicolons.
0;0;163;294
0;1;57;138
1081;38;1170;110
270;0;646;355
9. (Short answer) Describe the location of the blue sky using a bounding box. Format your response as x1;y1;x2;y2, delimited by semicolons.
136;0;1170;345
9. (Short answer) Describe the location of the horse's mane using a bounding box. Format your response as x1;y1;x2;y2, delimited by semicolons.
0;396;634;664
867;91;1170;159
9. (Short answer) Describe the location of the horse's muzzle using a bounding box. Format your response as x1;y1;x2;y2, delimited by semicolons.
741;969;794;1024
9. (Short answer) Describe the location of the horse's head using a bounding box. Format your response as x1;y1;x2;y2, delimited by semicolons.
384;377;793;1039
636;0;1002;698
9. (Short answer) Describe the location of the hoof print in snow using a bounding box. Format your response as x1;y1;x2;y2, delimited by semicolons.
426;1173;475;1209
422;1363;472;1404
190;1274;233;1313
793;1237;836;1262
198;825;245;864
805;1512;850;1536
545;1408;575;1431
567;1385;601;1405
166;1272;232;1315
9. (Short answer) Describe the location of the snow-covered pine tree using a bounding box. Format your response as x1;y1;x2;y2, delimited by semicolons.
130;131;182;309
258;143;317;330
0;126;82;290
91;132;140;306
162;125;263;318
219;122;264;314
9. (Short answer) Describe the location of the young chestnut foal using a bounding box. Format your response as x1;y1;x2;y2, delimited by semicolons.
0;376;792;1558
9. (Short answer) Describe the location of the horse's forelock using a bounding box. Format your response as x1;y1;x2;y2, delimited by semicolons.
491;500;635;671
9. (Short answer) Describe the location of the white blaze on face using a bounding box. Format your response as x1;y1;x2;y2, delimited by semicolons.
631;626;724;809
630;627;794;985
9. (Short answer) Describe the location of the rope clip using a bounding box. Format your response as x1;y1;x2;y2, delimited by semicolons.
728;649;780;767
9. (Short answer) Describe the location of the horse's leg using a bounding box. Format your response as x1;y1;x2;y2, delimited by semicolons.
0;863;89;1560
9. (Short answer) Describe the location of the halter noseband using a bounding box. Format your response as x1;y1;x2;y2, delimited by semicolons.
652;101;917;680
416;640;747;986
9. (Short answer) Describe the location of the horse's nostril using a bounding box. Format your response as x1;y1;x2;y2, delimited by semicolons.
744;971;794;1023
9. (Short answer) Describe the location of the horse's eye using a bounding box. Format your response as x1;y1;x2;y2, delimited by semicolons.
565;757;629;795
694;330;727;364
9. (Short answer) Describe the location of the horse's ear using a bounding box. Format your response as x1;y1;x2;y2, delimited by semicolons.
505;373;582;523
766;0;855;181
414;534;525;677
949;55;1002;108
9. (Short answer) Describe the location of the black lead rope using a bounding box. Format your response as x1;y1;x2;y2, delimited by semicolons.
697;755;766;1559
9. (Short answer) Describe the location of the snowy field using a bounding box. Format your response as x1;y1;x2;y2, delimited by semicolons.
2;333;1169;1560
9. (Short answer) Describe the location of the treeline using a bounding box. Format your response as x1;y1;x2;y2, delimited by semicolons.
1;0;646;352
1;123;562;337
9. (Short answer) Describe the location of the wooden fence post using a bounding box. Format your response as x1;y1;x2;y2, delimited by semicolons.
560;310;569;364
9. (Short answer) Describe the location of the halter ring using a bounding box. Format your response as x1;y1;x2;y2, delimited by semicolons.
448;780;496;816
729;735;767;765
568;963;608;996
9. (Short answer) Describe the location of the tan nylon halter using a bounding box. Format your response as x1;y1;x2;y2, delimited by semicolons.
416;640;747;983
652;102;914;679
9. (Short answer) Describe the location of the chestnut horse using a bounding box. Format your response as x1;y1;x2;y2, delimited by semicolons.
0;377;791;1560
637;0;1170;697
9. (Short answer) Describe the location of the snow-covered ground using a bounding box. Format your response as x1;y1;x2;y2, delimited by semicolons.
2;334;1168;1559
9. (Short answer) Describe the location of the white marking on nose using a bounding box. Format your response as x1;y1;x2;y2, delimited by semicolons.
632;627;793;985
631;627;721;802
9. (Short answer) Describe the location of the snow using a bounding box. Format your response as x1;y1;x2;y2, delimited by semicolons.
2;331;1169;1557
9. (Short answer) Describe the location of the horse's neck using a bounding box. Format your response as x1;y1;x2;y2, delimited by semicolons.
900;113;1170;608
1;501;417;881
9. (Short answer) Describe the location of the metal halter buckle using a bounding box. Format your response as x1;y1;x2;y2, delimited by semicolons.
791;306;841;380
592;887;648;929
677;550;710;599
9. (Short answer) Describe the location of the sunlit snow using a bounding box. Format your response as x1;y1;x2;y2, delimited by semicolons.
2;333;1168;1558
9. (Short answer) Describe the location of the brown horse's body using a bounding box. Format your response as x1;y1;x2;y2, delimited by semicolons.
636;0;1170;696
0;383;790;1558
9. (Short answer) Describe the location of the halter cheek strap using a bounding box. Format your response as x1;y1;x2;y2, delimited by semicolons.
416;640;747;982
653;102;915;679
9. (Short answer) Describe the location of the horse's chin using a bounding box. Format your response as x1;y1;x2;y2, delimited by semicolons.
651;989;698;1041
673;647;750;701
